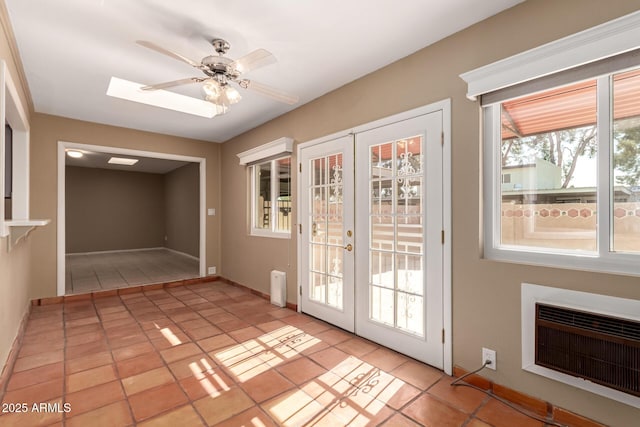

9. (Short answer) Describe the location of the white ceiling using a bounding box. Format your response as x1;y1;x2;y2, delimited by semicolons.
5;0;522;143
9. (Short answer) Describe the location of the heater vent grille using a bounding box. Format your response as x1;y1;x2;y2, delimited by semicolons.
535;303;640;398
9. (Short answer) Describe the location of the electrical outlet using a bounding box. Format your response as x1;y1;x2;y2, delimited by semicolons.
208;266;217;275
482;347;496;370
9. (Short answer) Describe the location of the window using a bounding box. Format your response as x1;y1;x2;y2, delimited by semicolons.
250;156;291;237
458;10;640;276
237;137;293;238
482;63;640;275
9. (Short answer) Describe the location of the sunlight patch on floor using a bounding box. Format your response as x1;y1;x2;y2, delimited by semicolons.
159;326;182;346
214;325;321;382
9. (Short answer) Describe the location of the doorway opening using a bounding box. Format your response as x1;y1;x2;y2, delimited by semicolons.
57;142;206;296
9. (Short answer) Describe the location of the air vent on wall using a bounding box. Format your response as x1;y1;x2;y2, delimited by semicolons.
535;303;640;398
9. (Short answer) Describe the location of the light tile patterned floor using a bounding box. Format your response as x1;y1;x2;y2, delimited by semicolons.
0;281;548;426
66;249;199;294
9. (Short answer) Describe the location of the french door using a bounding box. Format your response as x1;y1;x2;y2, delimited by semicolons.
300;111;444;368
299;135;355;332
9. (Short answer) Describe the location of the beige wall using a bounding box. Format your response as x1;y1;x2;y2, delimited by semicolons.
0;0;32;373
29;113;221;299
65;166;165;253
164;163;199;258
220;1;640;425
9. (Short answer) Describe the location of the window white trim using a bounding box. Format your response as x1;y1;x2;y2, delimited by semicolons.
237;137;293;166
460;10;640;100
0;60;49;248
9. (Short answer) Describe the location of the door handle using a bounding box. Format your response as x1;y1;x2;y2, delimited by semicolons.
344;243;353;252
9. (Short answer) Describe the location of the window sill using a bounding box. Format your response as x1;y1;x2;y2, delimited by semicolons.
3;219;51;251
485;245;640;278
250;230;291;240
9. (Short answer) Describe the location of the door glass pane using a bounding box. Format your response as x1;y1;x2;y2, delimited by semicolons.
327;246;343;277
397;138;422;214
371;216;393;251
368;137;425;337
370;286;394;326
327;222;343;246
370;251;393;288
313;157;325;186
311;272;325;303
612;68;640;254
308;151;344;310
396;254;423;294
397;215;423;254
327;275;343;309
397;293;423;336
311;243;326;273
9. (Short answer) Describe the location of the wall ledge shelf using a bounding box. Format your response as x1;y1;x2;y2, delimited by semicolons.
3;219;51;251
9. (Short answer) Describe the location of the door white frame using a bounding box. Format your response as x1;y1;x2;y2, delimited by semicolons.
56;141;207;297
296;99;452;375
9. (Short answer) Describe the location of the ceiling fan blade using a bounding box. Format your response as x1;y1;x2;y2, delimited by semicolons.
136;40;201;68
242;80;299;105
141;77;205;91
231;49;276;74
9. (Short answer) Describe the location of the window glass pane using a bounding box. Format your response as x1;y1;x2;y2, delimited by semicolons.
612;68;640;254
254;161;271;230
500;80;597;252
275;157;291;232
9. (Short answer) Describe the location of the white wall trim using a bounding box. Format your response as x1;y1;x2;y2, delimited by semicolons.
296;98;453;375
521;283;640;409
1;60;32;237
460;10;640;100
57;142;207;296
66;246;199;262
237;136;293;165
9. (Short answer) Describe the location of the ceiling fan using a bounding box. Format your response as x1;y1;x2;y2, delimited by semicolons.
136;38;299;114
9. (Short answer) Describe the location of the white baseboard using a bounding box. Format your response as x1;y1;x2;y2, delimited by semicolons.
66;247;166;256
163;247;200;261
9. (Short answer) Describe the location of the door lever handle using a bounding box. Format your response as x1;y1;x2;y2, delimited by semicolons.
344;243;353;252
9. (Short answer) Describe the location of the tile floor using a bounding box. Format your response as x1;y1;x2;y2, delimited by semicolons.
1;281;550;426
66;249;199;294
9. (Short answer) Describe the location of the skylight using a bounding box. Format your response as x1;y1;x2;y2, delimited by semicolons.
106;77;218;118
108;157;139;166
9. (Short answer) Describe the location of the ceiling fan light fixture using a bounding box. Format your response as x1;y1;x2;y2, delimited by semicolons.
224;85;242;104
202;81;220;100
202;81;241;112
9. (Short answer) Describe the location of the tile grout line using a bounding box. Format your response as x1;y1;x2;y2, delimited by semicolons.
102;294;138;426
62;303;68;425
144;285;214;427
